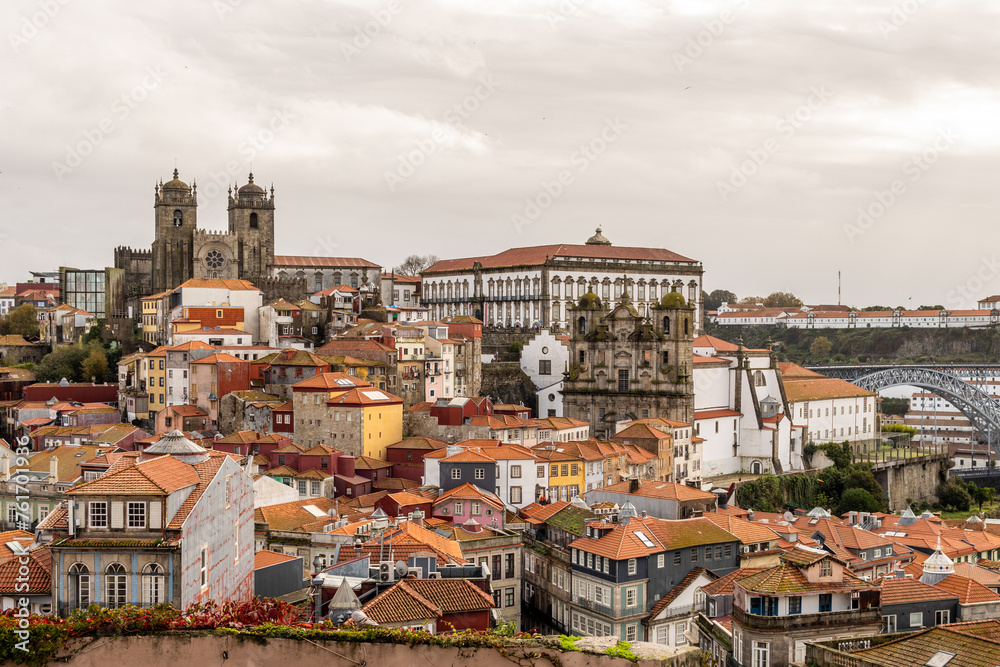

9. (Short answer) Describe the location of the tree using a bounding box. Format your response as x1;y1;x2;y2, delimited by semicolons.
703;289;737;311
969;482;995;511
738;296;764;306
80;348;108;382
34;345;89;382
810;336;833;357
839;487;882;514
393;255;439;276
0;304;39;338
763;292;803;308
938;481;972;511
880;398;910;417
918;305;945;311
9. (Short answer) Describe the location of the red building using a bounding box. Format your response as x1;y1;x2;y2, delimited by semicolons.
362;577;495;632
428;396;493;426
354;456;394;484
24;382;118;405
385;436;447;482
375;491;434;519
212;431;295;459
272;400;294;433
332;455;371;498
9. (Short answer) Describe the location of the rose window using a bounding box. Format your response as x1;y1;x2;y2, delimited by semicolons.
206;250;225;269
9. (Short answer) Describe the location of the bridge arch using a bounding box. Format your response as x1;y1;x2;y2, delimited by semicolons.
849;367;1000;451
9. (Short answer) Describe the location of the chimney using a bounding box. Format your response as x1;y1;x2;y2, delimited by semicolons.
848;511;858;526
628;478;639;493
49;455;59;481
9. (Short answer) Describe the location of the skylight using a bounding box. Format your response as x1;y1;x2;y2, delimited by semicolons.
362;391;389;401
634;530;655;548
302;505;326;518
335;378;354;386
923;651;955;667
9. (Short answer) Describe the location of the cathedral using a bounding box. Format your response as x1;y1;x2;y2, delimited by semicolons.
116;168;289;310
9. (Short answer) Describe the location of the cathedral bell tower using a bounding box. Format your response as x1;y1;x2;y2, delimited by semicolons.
151;169;197;293
228;172;275;281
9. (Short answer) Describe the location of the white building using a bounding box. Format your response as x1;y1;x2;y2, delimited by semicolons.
421;228;704;332
172;278;264;341
273;256;381;292
534;416;590;444
692;335;798;477
520;328;570;418
779;362;878;449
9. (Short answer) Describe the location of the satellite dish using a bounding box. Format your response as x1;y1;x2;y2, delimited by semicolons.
395;560;408;577
783;511;794;522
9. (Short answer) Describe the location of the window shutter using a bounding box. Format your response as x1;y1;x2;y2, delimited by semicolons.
82;502;89;528
111;502;124;529
149;502;162;529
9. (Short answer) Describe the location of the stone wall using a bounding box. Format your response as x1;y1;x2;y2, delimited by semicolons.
481;362;537;414
874;454;950;511
25;632;701;667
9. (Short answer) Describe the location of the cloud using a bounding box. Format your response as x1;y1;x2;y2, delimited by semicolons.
2;0;999;307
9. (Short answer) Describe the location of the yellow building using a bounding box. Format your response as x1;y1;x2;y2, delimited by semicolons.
140;292;169;345
290;373;403;460
145;347;168;414
533;448;586;502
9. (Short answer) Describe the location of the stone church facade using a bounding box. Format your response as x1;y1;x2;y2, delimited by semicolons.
116;169;304;315
562;287;695;440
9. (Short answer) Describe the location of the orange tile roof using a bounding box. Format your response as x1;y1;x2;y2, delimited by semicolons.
254;497;339;532
702;513;780;546
738;562;874;595
0;547;50;594
386;437;448;451
881;577;959;605
778;362;825;379
176;278;260;291
254;550;301;569
67;454;201;496
597;479;717;502
934;574;1000;604
387;491;431;507
274;255;379;269
783;377;875;402
424;243;695;274
700;567;766;597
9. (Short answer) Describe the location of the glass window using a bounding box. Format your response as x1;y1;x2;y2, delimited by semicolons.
127;502;146;528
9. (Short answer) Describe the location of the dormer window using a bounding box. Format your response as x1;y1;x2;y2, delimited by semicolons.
820;560;832;577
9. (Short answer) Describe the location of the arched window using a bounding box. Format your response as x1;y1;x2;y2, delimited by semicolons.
750;461;763;474
141;563;164;605
577;316;586;335
68;563;90;610
753;371;766;387
173;210;183;226
663;316;670;334
105;563;127;608
249;212;258;229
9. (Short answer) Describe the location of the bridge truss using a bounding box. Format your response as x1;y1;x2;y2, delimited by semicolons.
816;366;1000;452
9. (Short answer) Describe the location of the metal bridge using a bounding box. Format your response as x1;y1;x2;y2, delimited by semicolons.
807;363;1000;452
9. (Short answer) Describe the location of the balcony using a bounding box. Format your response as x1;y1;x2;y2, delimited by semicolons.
732;605;881;633
574;595;614;617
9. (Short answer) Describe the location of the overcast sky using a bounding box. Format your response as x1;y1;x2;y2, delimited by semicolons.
2;0;998;309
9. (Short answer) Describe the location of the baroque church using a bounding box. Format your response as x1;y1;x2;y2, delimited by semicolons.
115;169;298;311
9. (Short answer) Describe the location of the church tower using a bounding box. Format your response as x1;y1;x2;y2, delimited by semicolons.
228;173;275;281
151;169;197;294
